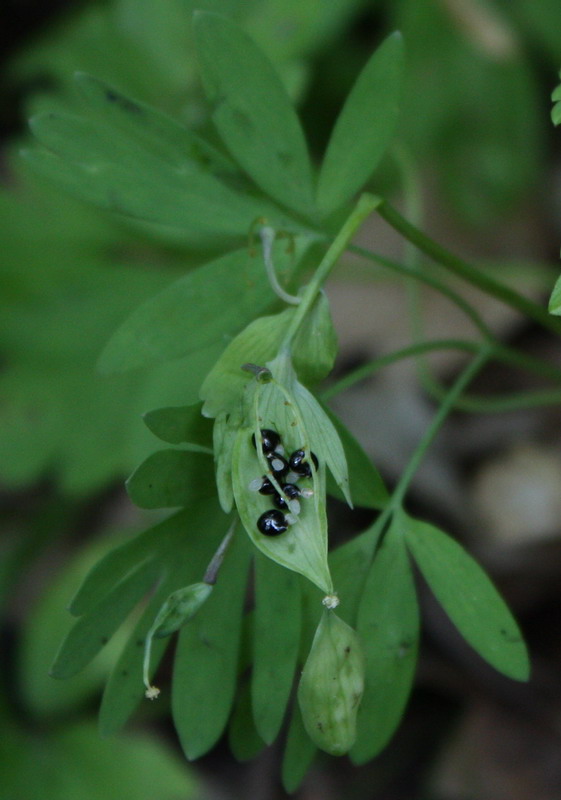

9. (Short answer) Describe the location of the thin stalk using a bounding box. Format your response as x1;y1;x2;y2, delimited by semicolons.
321;339;480;400
360;347;492;566
390;345;492;509
424;384;561;414
282;193;380;349
377;200;561;336
203;520;237;584
349;245;495;340
349;246;561;386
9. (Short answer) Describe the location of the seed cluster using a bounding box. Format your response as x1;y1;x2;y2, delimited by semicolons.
251;429;318;536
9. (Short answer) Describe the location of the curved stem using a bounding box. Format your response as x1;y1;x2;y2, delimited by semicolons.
424;384;561;414
321;339;480;400
349;245;495;340
349;246;561;387
260;226;301;305
377;200;561;336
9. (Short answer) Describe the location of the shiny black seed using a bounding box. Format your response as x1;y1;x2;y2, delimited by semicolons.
267;451;289;477
273;483;301;510
251;428;281;454
258;476;276;495
288;449;319;477
257;509;288;536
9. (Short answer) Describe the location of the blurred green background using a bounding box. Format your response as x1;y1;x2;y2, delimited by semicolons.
2;1;561;798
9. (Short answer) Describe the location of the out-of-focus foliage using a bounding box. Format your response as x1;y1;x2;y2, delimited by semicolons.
1;0;559;794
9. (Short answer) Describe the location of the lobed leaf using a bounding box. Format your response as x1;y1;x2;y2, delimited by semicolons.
99;501;228;735
98;245;304;375
194;11;316;216
74;72;240;179
172;531;251;759
142;402;213;447
548;273;561;316
351;519;419;764
294;382;351;505
324;406;388;509
26;76;293;242
317;32;404;214
69;522;172;616
403;511;530;681
126;449;215;509
252;553;302;744
281;704;317;794
51;558;160;679
200;287;336;418
228;679;266;763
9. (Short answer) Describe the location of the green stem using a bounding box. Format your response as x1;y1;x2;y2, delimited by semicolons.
361;346;492;564
321;339;479;400
350;245;495;340
377;201;561;336
390;346;492;509
282;193;381;349
349;246;561;386
425;384;561;414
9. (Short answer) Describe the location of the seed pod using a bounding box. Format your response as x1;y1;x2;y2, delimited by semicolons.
152;582;213;638
143;582;214;698
297;610;365;756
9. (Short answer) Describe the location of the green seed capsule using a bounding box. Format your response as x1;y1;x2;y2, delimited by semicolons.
297;610;365;756
143;582;214;699
152;582;213;638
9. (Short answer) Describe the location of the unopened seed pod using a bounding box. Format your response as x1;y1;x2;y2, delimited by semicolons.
297;609;365;756
152;582;213;638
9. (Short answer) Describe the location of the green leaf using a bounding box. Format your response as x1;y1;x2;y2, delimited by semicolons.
548;273;561;315
19;534;133;716
172;530;251;759
552;76;561;126
200;292;337;419
98;246;300;374
252;553;301;744
291;290;338;385
324;407;388;509
351;520;419;764
317;32;404;214
329;521;383;626
1;718;200;800
26;79;291;241
143;402;213;447
200;309;294;419
270;355;350;505
69;525;163;616
212;410;240;512
403;511;530;681
194;11;316;216
126;449;215;509
74;71;240;179
51;557;160;679
99;502;228;735
281;704;317;794
228;679;266;763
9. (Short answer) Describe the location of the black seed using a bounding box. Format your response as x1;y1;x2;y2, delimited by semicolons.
273;483;301;509
288;449;319;477
258;476;276;495
257;509;288;536
251;428;281;454
273;493;286;510
267;451;289;477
